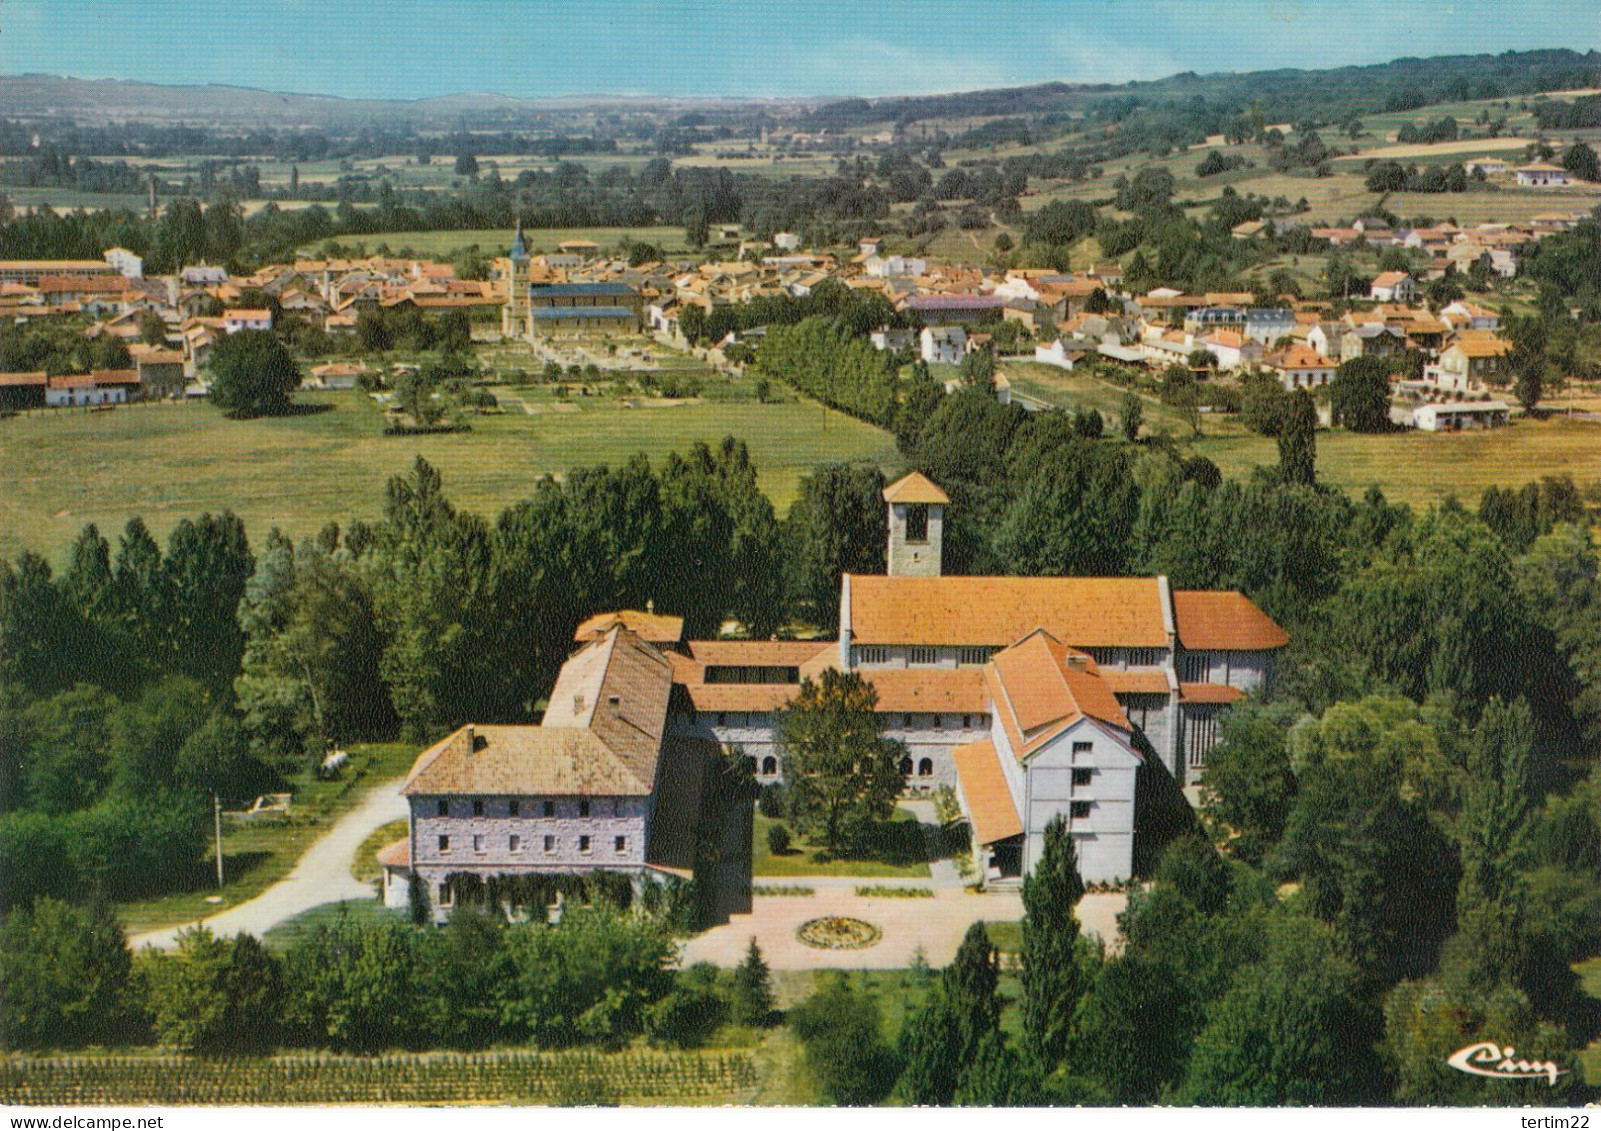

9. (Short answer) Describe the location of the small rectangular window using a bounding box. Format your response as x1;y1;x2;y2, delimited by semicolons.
437;800;448;817
615;835;627;853
1072;768;1093;787
855;646;889;665
543;835;555;853
1072;741;1093;756
438;883;452;907
472;799;484;817
509;800;520;817
580;835;592;854
1071;800;1091;819
438;834;450;851
903;713;914;729
579;799;591;818
959;646;993;666
472;834;484;853
543;800;555;818
909;645;938;666
509;834;521;853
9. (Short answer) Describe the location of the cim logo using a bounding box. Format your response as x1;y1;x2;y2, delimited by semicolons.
1447;1041;1567;1085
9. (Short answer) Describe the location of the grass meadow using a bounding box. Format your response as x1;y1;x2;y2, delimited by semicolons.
0;388;900;564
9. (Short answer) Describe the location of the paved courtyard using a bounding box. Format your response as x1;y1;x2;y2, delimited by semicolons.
681;889;1126;970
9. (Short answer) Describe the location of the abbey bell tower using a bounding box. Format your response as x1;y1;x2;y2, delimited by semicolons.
883;471;947;577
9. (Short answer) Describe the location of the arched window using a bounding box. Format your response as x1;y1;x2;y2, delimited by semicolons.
761;756;778;776
746;756;758;775
899;756;913;776
918;758;934;777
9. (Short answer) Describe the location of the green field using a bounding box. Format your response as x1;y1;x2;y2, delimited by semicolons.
116;742;418;935
0;390;900;563
299;224;692;260
1195;416;1601;510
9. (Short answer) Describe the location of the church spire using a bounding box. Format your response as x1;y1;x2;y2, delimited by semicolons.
509;218;528;261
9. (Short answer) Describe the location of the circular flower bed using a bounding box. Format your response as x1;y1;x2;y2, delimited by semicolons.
796;916;883;950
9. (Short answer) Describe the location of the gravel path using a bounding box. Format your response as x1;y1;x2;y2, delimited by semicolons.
129;778;409;952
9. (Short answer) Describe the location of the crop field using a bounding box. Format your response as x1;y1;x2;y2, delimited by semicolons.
0;1049;760;1106
299;225;692;259
0;390;900;564
1384;189;1601;224
1195;416;1601;510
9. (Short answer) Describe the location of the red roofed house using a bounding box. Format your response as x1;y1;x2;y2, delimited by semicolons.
44;369;141;407
1265;344;1338;391
222;307;273;334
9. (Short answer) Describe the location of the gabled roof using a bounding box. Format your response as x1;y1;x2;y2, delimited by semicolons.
952;739;1023;845
574;609;685;645
403;626;672;797
985;630;1130;762
882;471;949;505
846;575;1170;648
1172;591;1289;651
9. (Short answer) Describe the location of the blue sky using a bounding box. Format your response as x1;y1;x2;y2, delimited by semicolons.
4;0;1600;100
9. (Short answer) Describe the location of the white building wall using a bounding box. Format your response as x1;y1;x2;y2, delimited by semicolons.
1022;719;1139;884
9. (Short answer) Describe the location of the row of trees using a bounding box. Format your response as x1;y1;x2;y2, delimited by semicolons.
0;900;776;1056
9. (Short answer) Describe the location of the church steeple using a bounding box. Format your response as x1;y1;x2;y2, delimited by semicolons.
509;218;528;261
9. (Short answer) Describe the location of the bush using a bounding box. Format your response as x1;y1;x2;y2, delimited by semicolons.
790;975;901;1105
757;782;787;820
767;822;792;855
645;965;727;1049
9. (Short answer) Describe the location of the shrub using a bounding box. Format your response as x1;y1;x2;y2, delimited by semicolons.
757;782;787;820
767;822;792;856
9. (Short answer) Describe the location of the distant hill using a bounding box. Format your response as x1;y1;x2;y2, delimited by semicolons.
0;74;800;128
6;47;1601;132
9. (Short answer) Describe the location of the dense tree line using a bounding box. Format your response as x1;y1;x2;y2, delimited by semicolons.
0;901;776;1055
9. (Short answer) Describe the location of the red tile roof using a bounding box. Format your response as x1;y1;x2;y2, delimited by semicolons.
985;630;1130;760
375;838;410;868
1172;591;1289;651
882;471;950;505
574;609;685;645
1180;682;1247;704
847;575;1170;648
953;739;1023;845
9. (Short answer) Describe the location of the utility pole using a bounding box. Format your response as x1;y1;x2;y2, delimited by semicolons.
214;792;224;888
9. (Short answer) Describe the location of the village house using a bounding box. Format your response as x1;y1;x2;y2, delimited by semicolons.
920;325;967;364
1368;271;1418;303
222;307;273;334
1425;333;1512;392
1514;163;1570;187
1201;330;1262;372
0;371;48;410
1394;399;1511;431
44;369;140;407
1264;344;1337;391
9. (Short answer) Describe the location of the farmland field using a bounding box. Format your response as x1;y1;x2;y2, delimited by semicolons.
299;224;692;259
0;1049;760;1106
1195;416;1601;510
0;389;900;564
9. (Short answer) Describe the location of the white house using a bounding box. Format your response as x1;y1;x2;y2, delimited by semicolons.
1368;271;1417;303
865;255;927;278
222;307;273;333
772;232;802;252
103;247;143;280
1465;157;1510;177
921;325;967;364
1405;400;1510;431
1033;338;1086;370
45;370;140;406
1515;163;1570;187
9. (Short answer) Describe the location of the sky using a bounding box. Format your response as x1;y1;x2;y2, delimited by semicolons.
4;0;1601;101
